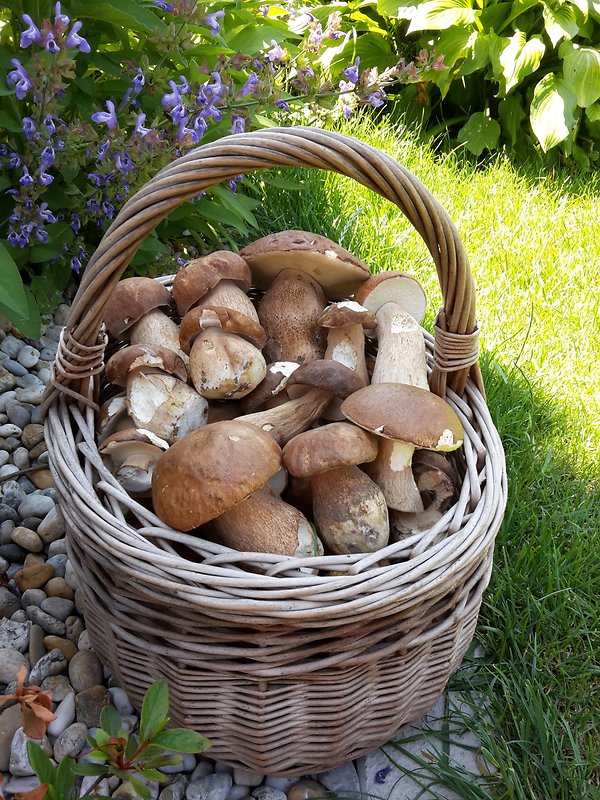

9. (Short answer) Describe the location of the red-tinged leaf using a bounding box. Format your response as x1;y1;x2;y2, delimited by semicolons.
14;782;49;800
21;707;49;740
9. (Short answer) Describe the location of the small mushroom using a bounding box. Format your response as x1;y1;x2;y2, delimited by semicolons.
104;344;208;444
179;306;267;400
283;422;388;554
97;393;129;444
239;361;300;414
236;360;363;446
99;428;168;495
151;420;282;531
171;251;253;317
341;383;464;513
391;465;457;537
241;230;371;299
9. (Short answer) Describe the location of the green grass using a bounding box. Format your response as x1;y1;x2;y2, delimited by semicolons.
248;116;600;799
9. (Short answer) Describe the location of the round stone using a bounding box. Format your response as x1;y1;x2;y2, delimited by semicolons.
0;618;30;651
18;345;40;369
28;623;46;666
37;367;51;384
9;727;52;776
0;646;29;683
15;385;45;404
233;769;264;788
69;649;104;692
45;553;68;578
12;526;44;553
28;647;67;684
186;773;233;800
29;441;48;460
31;469;55;490
20;516;42;531
74;684;109;727
26;605;67;636
251;788;287;800
40;674;74;702
36;506;64;544
65;615;84;642
44;577;74;599
18;493;55;520
0;586;22;618
20;588;47;608
21;423;45;450
0;367;17;393
47;691;76;737
286;781;328;800
0;335;22;358
6;402;31;429
14;562;55;590
43;634;78;660
0;423;22;438
47;538;68;557
41;596;74;622
53;720;88;760
3;359;28;377
0;449;10;468
12;446;30;469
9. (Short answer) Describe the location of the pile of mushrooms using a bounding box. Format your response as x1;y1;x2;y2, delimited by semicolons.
98;230;465;564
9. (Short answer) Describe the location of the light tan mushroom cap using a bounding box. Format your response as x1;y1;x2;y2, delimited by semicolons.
241;230;370;299
341;383;464;452
354;272;427;323
104;344;187;386
319;301;378;330
180;306;266;353
103;277;172;338
282;422;378;478
172;252;251;317
151;420;282;531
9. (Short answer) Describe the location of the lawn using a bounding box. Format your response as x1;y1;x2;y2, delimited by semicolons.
250;116;600;799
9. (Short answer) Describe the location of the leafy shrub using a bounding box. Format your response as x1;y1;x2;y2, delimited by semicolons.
0;0;441;336
375;0;600;164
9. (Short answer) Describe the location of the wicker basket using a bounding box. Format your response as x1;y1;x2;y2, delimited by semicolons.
43;127;507;777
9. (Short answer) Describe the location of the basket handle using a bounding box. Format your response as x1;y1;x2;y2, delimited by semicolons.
43;127;483;413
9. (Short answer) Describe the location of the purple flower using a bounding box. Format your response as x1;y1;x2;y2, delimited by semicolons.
203;9;225;36
154;1;174;10
98;140;110;160
54;3;70;27
343;57;360;85
8;153;21;169
239;72;258;97
20;14;43;47
227;174;244;194
176;116;193;142
365;90;385;107
162;80;183;109
374;767;392;785
41;143;55;170
91;100;118;130
87;172;105;188
267;40;286;62
65;21;91;53
22;117;36;139
71;214;81;234
307;22;323;50
39;170;54;186
192;114;208;142
339;80;354;94
102;201;115;219
20;167;34;187
44;115;56;135
115;150;133;175
70;256;82;273
169;103;188;124
133;68;145;94
45;33;60;54
38;203;57;224
7;59;34;100
274;99;290;112
35;227;49;243
133;112;151;137
231;115;245;134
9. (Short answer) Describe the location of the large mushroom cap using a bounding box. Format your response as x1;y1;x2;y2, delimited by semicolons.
341;383;464;452
180;306;267;353
103;277;172;338
241;230;371;299
354;272;427;324
172;252;251;317
104;344;187;386
282;422;378;478
152;420;282;531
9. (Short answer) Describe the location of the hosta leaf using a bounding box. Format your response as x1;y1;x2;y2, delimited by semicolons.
560;42;600;106
430;26;473;70
586;102;600;122
408;0;478;33
457;111;501;154
500;31;546;95
0;241;29;317
377;0;420;21
459;31;490;76
499;93;527;145
530;73;578;150
542;1;579;46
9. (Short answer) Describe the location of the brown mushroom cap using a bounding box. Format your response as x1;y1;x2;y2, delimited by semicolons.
341;383;464;451
172;252;251;317
282;422;378;478
180;306;267;353
286;359;364;399
151;420;282;531
241;230;370;299
319;301;378;330
103;278;172;338
104;344;187;387
354;272;427;323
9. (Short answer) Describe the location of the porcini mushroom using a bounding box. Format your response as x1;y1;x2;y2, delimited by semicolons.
151;420;282;531
282;422;388;554
171;251;254;318
341;383;464;513
391;465;457;537
100;428;168;495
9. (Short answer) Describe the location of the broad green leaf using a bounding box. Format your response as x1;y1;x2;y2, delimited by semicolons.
569;0;589;18
72;0;166;34
377;0;421;20
560;42;600;106
542;1;579;46
408;0;478;33
0;110;23;133
151;728;211;753
25;741;56;784
499;93;527;145
252;114;280;128
226;21;289;54
350;31;398;70
71;761;109;776
586;102;600;121
459;30;490;75
430;27;473;70
28;222;74;263
140;679;170;742
129;776;152;800
530;73;578;150
54;755;76;800
499;31;546;95
457;111;501;154
0;241;29;317
94;728;112;747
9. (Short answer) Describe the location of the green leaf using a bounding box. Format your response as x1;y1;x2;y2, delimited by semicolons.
530;72;578;151
71;762;109;777
151;728;211;753
55;755;76;800
350;31;399;71
94;728;112;747
0;241;29;317
542;0;579;46
377;0;420;21
431;27;473;70
499;94;527;146
226;20;289;54
128;776;152;800
28;222;74;263
459;30;490;76
0;109;22;133
499;31;546;95
26;741;56;784
586;102;600;122
139;679;170;742
71;0;166;34
135;768;165;781
408;0;478;33
457;111;501;155
560;42;600;107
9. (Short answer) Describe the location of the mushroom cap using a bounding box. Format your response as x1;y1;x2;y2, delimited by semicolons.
319;301;378;330
282;422;378;478
151;420;282;531
354;272;427;323
172;252;251;317
104;344;187;387
180;306;266;353
341;383;464;451
103;277;172;338
99;427;168;466
241;230;370;299
239;361;299;414
286;359;364;399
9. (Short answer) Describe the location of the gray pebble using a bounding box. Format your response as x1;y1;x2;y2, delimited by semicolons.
15;385;45;404
233;769;264;787
69;649;104;692
21;588;47;608
251;789;287;800
0;519;14;542
160;752;197;776
10;609;28;622
11;526;43;553
0;646;30;683
0;541;23;560
2;480;25;509
39;347;58;361
12;446;30;469
6;401;31;429
47;538;68;556
0;392;17;413
0;449;9;468
3;358;28;377
28;623;46;666
46;553;68;578
18;345;40;369
54;305;71;326
9;727;52;776
0;367;17;393
37;506;65;544
18;493;55;520
0;585;21;618
0;617;30;651
75;684;109;727
0;336;23;359
17;477;37;493
190;760;215;781
20;516;42;531
30;406;44;424
263;778;297;792
108;686;134;715
186;773;233;800
2;435;20;452
0;501;20;522
47;691;76;737
43;327;63;343
53;720;87;760
26;605;67;635
40;674;74;702
0;422;21;437
0;554;8;573
41;595;74;622
159;775;189;800
16;373;43;389
37;367;51;384
28;647;67;684
77;629;93;651
65;615;84;642
227;785;251;800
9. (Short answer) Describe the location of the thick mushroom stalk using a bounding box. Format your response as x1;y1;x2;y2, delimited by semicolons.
236;361;363;446
213;487;323;561
129;308;185;360
283;422;389;555
197;279;259;323
370;303;428;388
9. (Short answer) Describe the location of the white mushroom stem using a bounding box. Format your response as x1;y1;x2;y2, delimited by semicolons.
325;323;369;387
129;308;188;363
198;280;259;322
235;388;333;446
366;438;424;513
116;451;161;495
371;302;428;388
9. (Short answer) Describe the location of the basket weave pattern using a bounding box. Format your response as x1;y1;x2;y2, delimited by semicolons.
44;128;507;776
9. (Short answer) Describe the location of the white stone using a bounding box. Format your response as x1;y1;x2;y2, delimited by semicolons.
316;760;361;796
9;727;52;776
0;618;30;652
108;686;135;715
233;768;263;787
47;691;76;736
0;646;29;684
